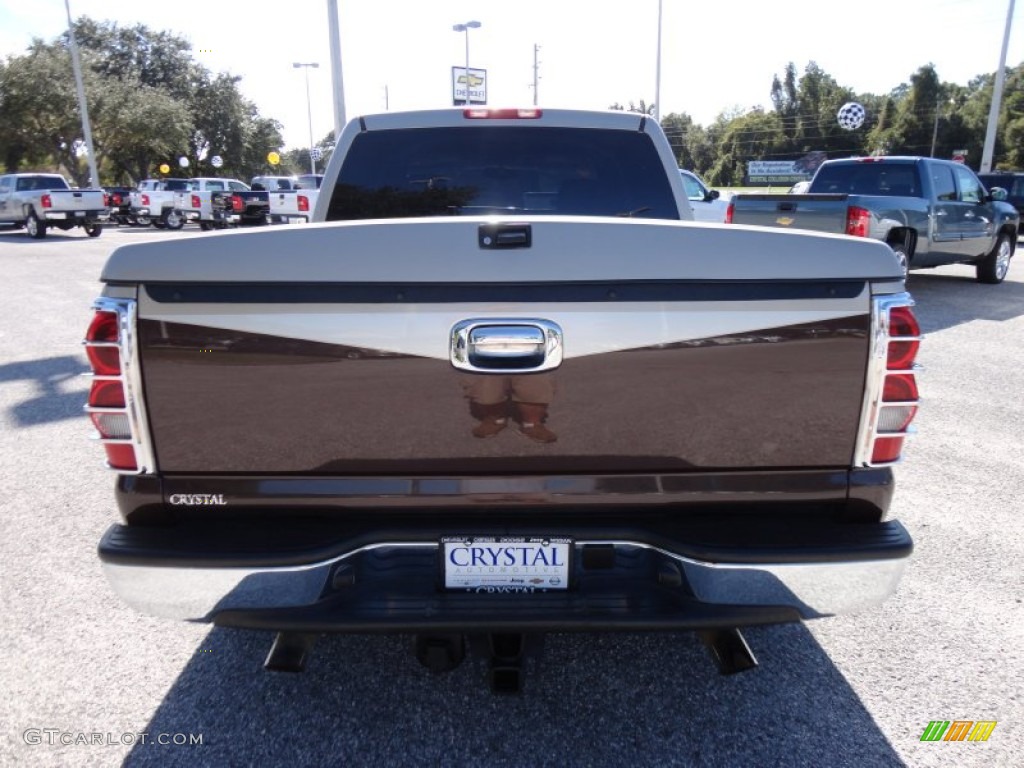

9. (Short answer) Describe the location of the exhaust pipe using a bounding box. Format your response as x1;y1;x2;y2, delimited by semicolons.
264;632;318;673
698;628;758;675
415;634;466;673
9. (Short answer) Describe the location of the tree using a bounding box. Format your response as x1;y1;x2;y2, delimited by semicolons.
0;42;87;180
0;17;284;184
609;100;656;115
886;64;944;156
707;109;785;186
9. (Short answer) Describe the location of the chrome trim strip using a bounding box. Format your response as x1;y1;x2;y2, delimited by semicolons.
102;539;908;622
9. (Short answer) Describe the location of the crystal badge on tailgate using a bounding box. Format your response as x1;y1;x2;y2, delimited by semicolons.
441;536;571;592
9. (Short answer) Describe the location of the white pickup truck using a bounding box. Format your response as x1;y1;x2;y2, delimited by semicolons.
175;177;252;230
89;108;919;693
128;178;190;229
267;173;323;223
0;172;108;238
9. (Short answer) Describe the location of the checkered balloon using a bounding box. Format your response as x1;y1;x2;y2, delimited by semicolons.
837;102;866;130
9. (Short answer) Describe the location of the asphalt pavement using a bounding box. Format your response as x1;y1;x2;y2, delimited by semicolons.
0;223;1021;767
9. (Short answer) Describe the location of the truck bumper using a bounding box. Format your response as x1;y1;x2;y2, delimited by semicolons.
98;518;912;631
44;210;109;221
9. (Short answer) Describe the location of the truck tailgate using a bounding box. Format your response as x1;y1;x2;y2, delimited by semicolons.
51;189;106;212
103;217;901;474
730;193;849;233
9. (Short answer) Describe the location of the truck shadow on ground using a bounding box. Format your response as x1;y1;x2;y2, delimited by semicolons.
905;269;1024;333
0;355;88;426
0;231;96;245
125;624;905;767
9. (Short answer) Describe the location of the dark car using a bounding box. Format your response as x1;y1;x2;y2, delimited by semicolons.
978;171;1024;216
103;186;135;226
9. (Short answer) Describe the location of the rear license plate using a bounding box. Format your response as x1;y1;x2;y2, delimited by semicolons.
442;537;571;591
75;210;85;217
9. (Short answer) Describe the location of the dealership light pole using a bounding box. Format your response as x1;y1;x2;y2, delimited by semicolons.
453;21;481;106
293;62;320;174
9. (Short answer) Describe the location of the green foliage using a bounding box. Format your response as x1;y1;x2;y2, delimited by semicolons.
0;17;283;184
609;100;656;115
282;130;336;176
664;59;1024;186
3;24;1022;188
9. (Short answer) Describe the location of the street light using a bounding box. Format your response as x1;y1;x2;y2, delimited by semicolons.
293;62;320;174
452;20;481;106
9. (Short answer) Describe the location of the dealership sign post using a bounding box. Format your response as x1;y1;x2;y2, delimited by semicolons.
452;67;487;106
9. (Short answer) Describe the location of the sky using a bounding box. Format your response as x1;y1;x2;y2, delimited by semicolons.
1;0;1022;151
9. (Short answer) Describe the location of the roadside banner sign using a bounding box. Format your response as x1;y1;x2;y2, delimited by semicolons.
746;161;811;185
745;152;826;185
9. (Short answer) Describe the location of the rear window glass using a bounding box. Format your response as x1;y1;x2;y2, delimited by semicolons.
15;176;68;192
325;126;679;221
810;163;920;197
980;174;1024;197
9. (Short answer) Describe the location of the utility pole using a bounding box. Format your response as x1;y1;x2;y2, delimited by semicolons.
293;63;319;175
64;0;99;187
531;44;540;106
981;0;1015;172
327;0;346;140
654;0;663;122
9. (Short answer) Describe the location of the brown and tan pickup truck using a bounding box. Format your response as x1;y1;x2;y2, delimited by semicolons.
86;108;920;692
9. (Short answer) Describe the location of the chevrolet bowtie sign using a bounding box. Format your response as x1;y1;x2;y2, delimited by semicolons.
452;66;487;106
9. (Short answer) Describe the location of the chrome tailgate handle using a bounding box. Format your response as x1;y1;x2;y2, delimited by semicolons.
450;319;563;373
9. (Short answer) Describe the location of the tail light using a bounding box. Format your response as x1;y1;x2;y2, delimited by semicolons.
113;193;122;206
298;195;309;212
83;300;151;473
724;200;735;223
41;194;52;209
856;296;922;466
463;108;542;119
231;194;244;212
846;206;871;238
104;193;111;207
191;194;201;208
142;194;150;206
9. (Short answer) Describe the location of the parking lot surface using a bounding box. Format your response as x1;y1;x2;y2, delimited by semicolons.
1;224;1021;767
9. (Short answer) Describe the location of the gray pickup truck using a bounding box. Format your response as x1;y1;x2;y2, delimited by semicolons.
728;156;1019;283
0;172;108;238
87;108;920;693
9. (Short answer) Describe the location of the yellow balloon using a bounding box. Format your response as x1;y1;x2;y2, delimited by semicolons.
159;164;170;174
267;151;281;166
